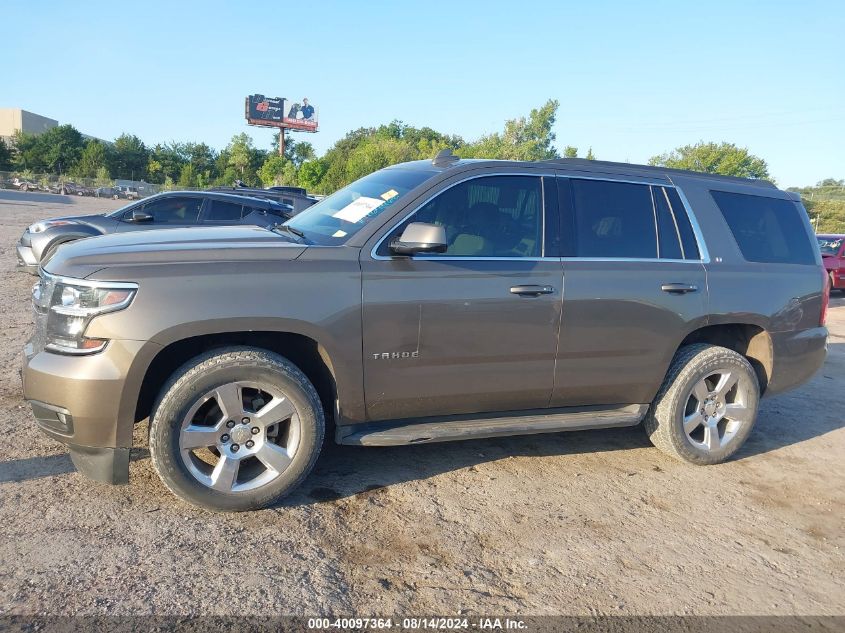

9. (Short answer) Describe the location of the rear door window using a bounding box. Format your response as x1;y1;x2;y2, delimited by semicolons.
710;190;816;264
205;200;245;223
570;179;657;258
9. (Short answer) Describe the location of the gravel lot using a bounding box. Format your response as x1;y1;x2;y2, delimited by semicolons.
0;191;843;617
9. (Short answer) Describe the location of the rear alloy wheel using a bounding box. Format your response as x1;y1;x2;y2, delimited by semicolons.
149;347;324;511
644;344;760;465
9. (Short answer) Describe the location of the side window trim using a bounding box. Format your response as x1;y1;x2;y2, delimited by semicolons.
370;172;558;261
555;175;709;263
658;186;687;259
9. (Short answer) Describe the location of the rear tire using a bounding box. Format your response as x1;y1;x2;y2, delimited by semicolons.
644;344;760;465
149;347;324;511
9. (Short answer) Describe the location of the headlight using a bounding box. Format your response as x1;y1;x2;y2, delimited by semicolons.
40;276;138;354
29;220;78;234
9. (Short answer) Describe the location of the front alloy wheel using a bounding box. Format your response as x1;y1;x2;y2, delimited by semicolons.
179;381;301;493
149;347;324;511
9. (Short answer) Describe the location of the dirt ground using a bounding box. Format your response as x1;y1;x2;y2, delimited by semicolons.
0;190;842;617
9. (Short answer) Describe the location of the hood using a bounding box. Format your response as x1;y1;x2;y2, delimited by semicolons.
31;212;116;231
43;225;306;279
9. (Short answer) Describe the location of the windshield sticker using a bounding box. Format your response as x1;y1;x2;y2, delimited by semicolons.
381;189;399;201
332;196;385;223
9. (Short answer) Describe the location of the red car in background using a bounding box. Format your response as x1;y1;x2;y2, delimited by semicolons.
818;234;845;292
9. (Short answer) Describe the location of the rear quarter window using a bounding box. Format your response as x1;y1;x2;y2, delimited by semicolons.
710;190;816;265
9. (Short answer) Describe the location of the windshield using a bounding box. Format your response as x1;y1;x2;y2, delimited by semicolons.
817;236;843;255
284;167;435;245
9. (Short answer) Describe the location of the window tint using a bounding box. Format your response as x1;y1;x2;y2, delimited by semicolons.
571;179;657;258
710;190;816;265
142;197;202;224
401;175;543;258
205;200;244;222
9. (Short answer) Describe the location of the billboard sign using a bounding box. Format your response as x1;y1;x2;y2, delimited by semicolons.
245;95;319;132
245;94;284;127
283;98;318;132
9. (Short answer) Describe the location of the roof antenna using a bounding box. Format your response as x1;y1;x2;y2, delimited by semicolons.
432;148;460;167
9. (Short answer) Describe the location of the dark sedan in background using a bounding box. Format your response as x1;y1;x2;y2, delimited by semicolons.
16;190;294;273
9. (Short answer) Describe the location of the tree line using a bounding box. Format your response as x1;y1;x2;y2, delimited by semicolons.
0;100;838;202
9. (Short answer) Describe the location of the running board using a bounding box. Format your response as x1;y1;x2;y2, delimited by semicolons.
338;404;648;446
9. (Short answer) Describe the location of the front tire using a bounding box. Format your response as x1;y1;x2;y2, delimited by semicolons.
644;344;760;465
149;347;324;511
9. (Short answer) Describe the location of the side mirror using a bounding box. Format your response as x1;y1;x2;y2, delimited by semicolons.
131;209;153;223
389;222;448;256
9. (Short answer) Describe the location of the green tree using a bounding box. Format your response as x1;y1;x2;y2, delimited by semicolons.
11;131;41;170
648;141;770;180
258;155;287;186
563;146;578;158
0;138;13;170
74;140;110;179
147;143;185;184
11;126;84;174
227;133;253;179
298;159;328;192
111;133;149;180
461;99;560;161
95;166;112;187
39;125;85;174
178;163;196;188
585;147;596;160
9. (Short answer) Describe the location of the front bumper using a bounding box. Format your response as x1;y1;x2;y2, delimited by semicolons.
16;244;37;273
22;338;153;484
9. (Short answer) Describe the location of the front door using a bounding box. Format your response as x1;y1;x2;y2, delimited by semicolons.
361;174;563;421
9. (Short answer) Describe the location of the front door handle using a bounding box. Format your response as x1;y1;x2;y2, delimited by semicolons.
510;285;554;296
661;283;699;294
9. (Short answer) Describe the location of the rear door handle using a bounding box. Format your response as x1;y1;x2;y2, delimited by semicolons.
661;283;699;294
510;285;555;296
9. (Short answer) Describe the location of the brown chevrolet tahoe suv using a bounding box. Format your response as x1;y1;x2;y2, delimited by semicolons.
22;152;830;511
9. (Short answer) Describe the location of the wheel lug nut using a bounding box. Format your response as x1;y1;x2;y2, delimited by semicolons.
226;420;235;428
241;417;250;424
221;434;230;442
251;427;260;435
245;440;254;448
231;443;240;452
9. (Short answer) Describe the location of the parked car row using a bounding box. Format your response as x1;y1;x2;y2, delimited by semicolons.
16;190;296;272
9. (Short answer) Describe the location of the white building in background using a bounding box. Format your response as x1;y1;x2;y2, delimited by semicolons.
0;108;58;144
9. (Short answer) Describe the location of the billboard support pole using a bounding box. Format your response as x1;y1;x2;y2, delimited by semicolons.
279;128;285;157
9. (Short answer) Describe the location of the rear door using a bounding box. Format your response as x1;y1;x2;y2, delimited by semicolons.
551;176;708;407
361;172;563;421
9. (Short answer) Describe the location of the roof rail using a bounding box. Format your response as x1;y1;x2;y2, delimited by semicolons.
543;158;777;188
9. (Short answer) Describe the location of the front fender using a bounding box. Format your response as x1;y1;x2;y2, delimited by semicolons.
32;226;103;262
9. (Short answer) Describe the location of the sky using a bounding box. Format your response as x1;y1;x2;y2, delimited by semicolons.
2;0;843;187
